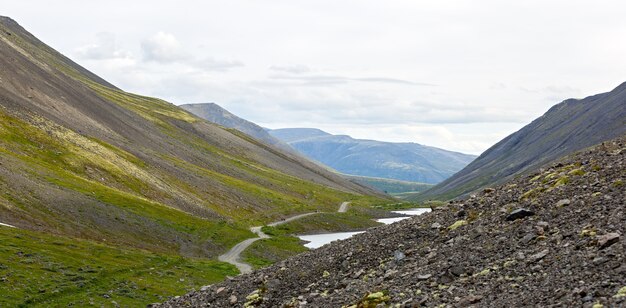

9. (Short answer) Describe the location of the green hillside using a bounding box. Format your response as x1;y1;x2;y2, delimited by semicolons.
0;16;388;306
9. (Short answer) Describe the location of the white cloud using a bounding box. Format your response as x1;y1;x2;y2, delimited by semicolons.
269;65;311;74
7;0;625;154
140;32;243;71
75;32;131;60
141;32;186;62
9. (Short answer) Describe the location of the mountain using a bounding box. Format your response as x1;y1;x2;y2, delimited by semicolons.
268;128;477;184
0;16;386;306
268;128;331;143
159;136;626;307
415;82;626;201
180;104;436;194
341;174;434;195
179;103;292;151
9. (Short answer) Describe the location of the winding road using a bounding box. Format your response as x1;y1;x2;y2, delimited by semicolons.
218;202;349;274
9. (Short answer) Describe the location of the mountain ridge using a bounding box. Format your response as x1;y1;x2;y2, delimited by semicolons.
414;82;626;201
268;128;477;184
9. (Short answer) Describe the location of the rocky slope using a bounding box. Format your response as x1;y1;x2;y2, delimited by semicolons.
268;128;477;184
415;82;626;201
159;136;625;307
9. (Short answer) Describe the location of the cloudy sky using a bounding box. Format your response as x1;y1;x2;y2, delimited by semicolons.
4;1;626;154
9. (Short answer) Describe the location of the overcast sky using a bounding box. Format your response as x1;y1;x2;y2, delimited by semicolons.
4;1;626;154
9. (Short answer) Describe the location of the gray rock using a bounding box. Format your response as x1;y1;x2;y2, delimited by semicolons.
506;208;535;221
417;274;432;280
555;199;571;207
449;266;467;276
431;222;442;229
521;233;536;244
528;249;549;263
456;209;467;218
597;232;620;249
394;250;406;261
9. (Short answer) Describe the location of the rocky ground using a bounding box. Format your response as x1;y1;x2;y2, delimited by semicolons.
157;137;625;307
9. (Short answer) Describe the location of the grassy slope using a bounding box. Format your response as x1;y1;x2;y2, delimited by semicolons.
0;227;238;307
0;17;392;306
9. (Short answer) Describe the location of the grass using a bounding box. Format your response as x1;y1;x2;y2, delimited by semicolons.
341;174;434;194
241;202;393;269
0;227;238;307
262;212;381;237
370;201;431;210
241;235;309;269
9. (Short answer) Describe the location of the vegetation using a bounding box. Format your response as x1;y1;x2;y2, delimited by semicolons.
0;227;238;307
0;17;395;306
242;202;391;269
241;235;309;269
344;174;434;195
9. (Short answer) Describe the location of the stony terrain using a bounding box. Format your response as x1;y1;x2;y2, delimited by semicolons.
158;136;625;307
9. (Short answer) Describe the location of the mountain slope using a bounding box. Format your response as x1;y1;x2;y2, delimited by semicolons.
415;82;626;201
268;128;477;184
179;103;435;194
179;103;292;152
159;136;626;307
0;16;389;305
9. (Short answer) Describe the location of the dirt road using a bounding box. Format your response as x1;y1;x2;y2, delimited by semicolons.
218;202;350;274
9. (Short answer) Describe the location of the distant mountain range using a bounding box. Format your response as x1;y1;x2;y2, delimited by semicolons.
180;104;474;192
414;81;626;201
267;128;477;184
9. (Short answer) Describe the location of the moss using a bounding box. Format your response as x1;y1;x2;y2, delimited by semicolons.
355;291;390;307
568;168;585;176
477;268;491;276
448;220;468;230
613;180;624;187
520;187;545;200
580;229;597;237
614;286;626;298
553;176;569;188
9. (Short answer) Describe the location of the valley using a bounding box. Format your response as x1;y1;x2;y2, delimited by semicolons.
0;4;624;307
